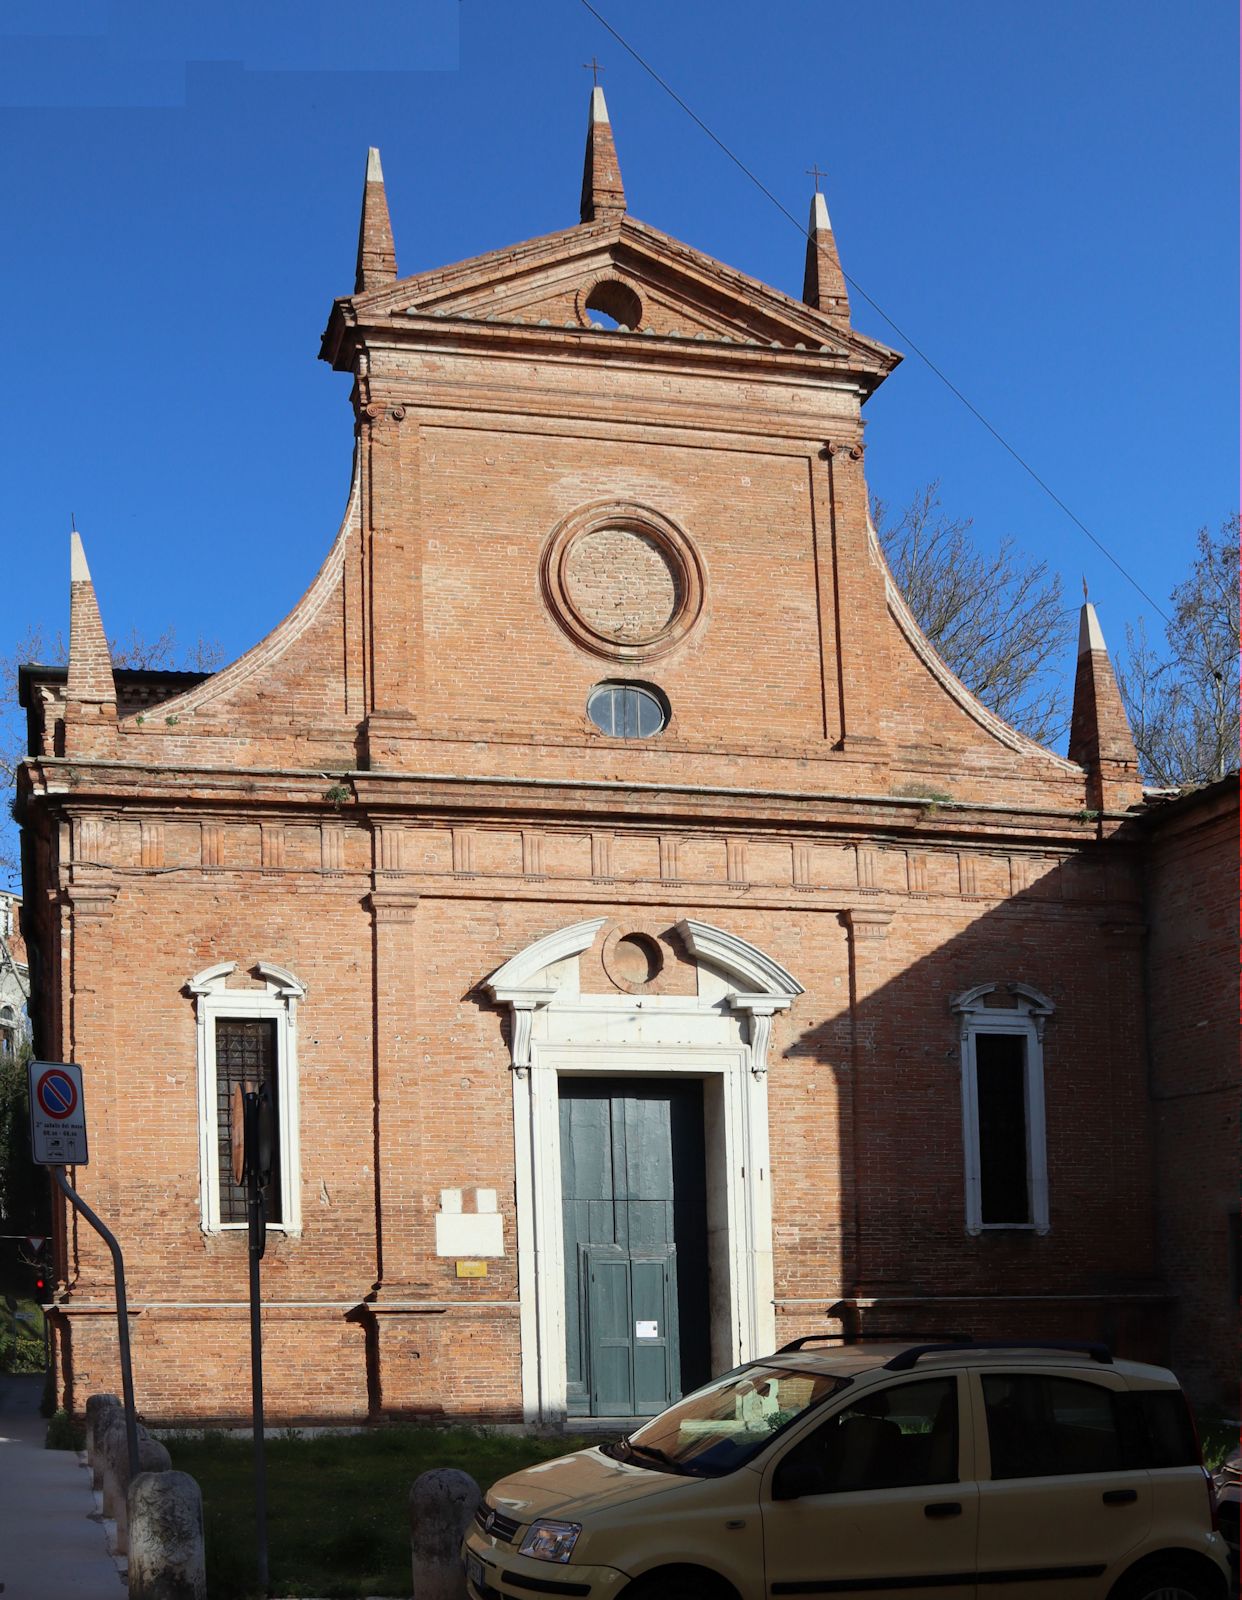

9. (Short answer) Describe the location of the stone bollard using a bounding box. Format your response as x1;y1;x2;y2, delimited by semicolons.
99;1413;132;1526
100;1416;172;1557
127;1470;207;1600
85;1394;123;1488
116;1439;173;1557
410;1468;481;1600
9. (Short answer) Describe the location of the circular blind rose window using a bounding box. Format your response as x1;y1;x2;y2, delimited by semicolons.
541;500;704;661
564;527;681;644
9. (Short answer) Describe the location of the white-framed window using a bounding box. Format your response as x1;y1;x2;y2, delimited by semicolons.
951;983;1053;1236
187;961;306;1235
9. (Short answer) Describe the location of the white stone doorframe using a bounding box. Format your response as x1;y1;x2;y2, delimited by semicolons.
485;917;804;1424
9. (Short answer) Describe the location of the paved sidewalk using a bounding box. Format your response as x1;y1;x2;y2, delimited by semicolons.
0;1373;124;1598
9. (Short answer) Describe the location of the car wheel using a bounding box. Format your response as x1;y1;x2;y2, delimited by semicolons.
1111;1560;1220;1600
623;1569;733;1600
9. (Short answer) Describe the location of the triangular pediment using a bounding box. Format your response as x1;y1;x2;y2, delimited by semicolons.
346;216;899;377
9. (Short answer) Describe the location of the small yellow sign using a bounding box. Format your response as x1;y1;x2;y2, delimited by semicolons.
456;1260;487;1279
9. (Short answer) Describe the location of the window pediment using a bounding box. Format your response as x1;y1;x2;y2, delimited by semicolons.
187;960;306;1000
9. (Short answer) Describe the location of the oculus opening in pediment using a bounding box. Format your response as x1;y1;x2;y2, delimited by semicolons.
540;499;704;661
575;273;644;331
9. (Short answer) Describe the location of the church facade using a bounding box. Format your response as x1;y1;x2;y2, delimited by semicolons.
19;92;1223;1425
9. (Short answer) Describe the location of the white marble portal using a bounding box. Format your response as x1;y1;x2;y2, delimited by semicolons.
486;918;803;1423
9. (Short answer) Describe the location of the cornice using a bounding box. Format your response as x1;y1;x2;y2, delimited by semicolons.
867;513;1082;776
1122;774;1239;843
147;462;361;725
329;311;893;395
322;213;899;393
19;759;1130;843
334;212;893;349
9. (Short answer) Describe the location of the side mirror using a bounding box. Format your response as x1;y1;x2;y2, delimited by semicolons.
773;1457;825;1501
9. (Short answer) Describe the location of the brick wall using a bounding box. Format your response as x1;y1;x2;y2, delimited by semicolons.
1141;777;1239;1407
19;796;1170;1422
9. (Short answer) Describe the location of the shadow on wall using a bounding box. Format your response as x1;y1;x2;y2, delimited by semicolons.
774;851;1187;1380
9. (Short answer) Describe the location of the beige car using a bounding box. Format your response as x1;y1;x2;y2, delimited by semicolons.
463;1339;1229;1600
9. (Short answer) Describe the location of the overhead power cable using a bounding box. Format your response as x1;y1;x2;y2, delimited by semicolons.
579;0;1172;625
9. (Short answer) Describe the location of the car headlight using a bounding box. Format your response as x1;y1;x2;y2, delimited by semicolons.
519;1519;582;1563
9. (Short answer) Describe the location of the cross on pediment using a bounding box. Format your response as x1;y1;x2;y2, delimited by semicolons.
806;163;828;191
583;57;603;86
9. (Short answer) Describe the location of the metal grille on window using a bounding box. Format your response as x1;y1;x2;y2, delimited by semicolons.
215;1018;280;1224
975;1033;1029;1225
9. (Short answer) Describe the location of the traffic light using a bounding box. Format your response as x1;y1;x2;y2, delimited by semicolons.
20;1235;51;1303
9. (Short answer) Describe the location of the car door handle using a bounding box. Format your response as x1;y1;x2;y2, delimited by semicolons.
1102;1489;1138;1506
923;1501;963;1518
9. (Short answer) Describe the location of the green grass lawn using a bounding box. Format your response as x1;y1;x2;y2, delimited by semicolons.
165;1426;599;1599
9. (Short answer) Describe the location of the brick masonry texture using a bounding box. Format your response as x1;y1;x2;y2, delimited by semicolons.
564;526;680;641
1140;779;1239;1407
16;127;1236;1421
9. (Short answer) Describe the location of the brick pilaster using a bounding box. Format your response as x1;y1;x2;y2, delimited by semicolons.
821;443;891;756
64;881;120;1294
1101;919;1155;1267
840;905;895;1298
366;878;422;1296
360;401;422;765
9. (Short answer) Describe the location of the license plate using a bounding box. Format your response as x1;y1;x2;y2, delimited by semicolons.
466;1553;486;1593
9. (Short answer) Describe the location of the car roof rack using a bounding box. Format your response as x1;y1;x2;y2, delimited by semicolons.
883;1339;1114;1371
778;1332;973;1354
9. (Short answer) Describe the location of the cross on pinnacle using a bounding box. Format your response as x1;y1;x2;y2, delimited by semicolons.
583;57;603;86
806;163;828;192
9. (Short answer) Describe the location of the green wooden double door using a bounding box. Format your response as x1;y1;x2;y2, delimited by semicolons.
560;1078;710;1417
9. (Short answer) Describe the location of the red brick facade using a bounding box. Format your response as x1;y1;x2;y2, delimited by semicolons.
1139;777;1240;1407
16;95;1227;1423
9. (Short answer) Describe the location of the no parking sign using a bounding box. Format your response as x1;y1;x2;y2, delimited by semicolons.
28;1060;89;1166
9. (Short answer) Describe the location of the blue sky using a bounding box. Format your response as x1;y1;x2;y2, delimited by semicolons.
0;1;1236;838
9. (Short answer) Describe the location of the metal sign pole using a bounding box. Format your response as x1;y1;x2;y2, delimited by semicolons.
49;1165;139;1483
26;1061;137;1482
231;1081;273;1594
248;1153;269;1594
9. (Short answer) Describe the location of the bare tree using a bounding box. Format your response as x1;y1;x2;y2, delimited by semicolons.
872;483;1073;745
1;625;222;885
1117;517;1240;788
105;626;223;674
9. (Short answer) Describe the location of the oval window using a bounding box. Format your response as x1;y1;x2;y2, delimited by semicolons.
587;682;668;738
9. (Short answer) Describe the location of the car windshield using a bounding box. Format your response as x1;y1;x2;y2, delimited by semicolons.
617;1363;850;1477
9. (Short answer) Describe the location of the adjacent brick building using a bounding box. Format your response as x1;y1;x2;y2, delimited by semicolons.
16;90;1234;1422
1137;775;1239;1408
